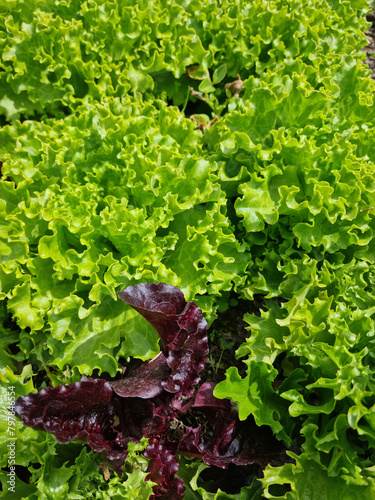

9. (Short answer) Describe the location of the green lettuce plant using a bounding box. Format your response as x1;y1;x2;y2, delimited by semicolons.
2;0;375;498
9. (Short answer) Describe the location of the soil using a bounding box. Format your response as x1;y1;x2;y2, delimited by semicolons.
203;296;250;383
363;7;375;77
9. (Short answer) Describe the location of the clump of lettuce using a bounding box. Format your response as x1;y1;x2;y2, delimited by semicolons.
14;283;289;499
0;93;247;377
2;0;375;498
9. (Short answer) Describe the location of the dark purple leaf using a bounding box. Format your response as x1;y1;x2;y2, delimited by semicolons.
192;381;232;415
117;283;209;399
110;352;169;399
14;376;129;471
145;438;185;499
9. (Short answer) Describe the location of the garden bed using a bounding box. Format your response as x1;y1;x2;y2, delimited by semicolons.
2;1;375;499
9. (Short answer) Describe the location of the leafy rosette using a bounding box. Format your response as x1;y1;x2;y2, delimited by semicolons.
15;283;288;498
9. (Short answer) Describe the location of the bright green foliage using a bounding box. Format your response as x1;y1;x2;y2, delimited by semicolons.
1;0;375;497
0;96;247;374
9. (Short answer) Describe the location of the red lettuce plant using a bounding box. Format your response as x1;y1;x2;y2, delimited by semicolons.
15;283;288;498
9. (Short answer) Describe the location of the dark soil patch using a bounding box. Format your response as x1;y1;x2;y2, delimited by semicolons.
203;295;258;384
363;7;375;77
